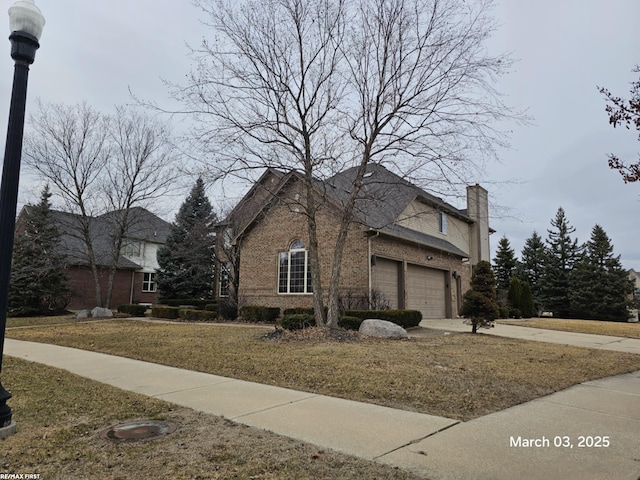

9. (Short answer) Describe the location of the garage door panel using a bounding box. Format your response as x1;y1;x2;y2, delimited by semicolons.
372;258;400;310
407;264;446;319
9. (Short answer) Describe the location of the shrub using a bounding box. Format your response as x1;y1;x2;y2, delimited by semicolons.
508;308;522;319
283;307;314;316
498;306;510;319
239;306;280;323
178;308;218;322
151;306;180;319
338;316;363;330
218;299;238;321
280;313;315;330
344;309;422;328
204;303;218;312
162;299;217;309
117;304;148;317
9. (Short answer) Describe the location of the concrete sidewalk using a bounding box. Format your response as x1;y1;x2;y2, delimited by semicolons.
419;318;640;354
4;334;640;480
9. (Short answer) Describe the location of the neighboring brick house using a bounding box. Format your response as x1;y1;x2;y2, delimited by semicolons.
45;207;170;310
221;164;491;320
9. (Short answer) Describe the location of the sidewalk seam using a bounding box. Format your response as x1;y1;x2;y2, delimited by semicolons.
372;420;461;461
230;393;321;421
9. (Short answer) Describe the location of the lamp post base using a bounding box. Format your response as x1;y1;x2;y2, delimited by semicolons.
0;420;16;438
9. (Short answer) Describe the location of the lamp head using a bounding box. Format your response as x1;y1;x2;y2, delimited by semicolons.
8;0;45;41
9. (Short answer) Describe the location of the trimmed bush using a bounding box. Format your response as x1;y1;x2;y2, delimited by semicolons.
283;307;314;316
218;299;238;321
151;306;180;319
338;316;363;331
204;303;218;312
239;306;280;323
162;298;217;309
179;308;218;322
117;304;148;317
345;309;422;328
508;308;522;319
498;306;510;319
281;313;315;330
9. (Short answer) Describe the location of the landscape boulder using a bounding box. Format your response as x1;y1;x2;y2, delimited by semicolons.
91;307;113;318
359;319;407;339
74;309;91;319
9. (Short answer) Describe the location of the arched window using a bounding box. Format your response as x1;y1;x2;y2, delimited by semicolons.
278;240;312;294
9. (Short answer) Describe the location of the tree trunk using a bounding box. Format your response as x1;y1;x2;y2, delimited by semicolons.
304;169;326;327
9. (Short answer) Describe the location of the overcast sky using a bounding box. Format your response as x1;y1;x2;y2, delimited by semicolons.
1;0;638;269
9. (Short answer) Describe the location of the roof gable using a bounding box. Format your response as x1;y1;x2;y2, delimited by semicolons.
326;163;472;229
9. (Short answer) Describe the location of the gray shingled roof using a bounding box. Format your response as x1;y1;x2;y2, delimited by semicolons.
227;164;474;258
326;163;472;229
50;207;171;268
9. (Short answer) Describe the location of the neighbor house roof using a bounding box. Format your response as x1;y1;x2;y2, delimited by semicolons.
45;207;171;269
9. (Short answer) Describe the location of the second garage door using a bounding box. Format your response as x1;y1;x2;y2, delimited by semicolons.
406;264;446;319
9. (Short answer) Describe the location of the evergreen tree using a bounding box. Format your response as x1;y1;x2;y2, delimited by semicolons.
541;208;580;317
507;277;535;318
9;186;70;316
570;225;632;321
507;276;523;317
493;236;518;291
157;178;217;300
518;231;546;309
460;260;500;333
519;281;536;318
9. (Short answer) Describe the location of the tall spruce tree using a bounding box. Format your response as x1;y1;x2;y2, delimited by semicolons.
518;231;546;310
9;186;70;316
157;178;217;300
541;207;580;317
493;236;518;291
570;225;632;321
493;235;518;308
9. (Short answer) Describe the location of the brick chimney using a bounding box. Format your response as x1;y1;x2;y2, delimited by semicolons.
466;184;490;265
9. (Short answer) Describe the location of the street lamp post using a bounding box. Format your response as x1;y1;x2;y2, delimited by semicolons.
0;0;45;437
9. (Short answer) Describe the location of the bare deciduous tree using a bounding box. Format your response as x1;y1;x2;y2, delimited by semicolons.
175;0;523;327
24;101;177;308
598;66;640;183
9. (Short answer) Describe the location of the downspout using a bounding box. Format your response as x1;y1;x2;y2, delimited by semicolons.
368;230;380;300
129;271;135;304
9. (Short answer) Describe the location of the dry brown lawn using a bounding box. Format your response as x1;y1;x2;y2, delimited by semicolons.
1;356;421;480
497;317;640;339
7;319;640;421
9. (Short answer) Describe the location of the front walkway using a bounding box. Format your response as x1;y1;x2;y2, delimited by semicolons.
416;318;640;354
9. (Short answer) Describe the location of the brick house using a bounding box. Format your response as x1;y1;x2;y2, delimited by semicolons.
629;269;640;302
45;207;170;310
221;164;491;320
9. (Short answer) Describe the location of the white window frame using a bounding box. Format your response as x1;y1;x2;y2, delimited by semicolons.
142;272;157;292
219;262;231;297
278;240;312;294
439;212;447;234
122;240;142;258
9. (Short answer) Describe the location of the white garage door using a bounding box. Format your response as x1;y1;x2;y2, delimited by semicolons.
406;264;446;319
372;258;400;309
